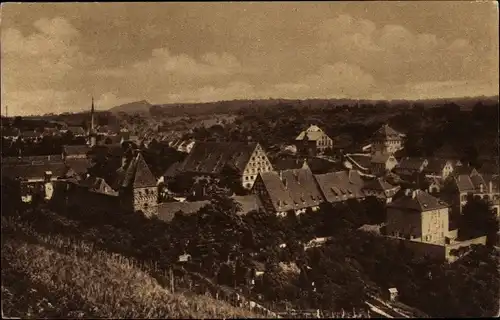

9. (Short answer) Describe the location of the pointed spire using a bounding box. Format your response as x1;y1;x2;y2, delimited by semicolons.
91;96;95;131
88;96;97;147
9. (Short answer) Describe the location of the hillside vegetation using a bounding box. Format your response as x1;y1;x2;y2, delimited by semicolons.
1;216;261;319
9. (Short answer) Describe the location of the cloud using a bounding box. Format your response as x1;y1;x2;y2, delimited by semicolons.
265;62;376;99
97;48;247;81
316;14;481;84
164;81;256;103
2;89;81;116
2;17;93;114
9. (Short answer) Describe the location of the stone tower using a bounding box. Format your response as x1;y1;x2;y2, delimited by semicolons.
115;151;158;218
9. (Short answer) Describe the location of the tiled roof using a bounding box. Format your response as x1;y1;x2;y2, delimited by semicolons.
180;141;257;175
372;124;402;140
280;168;324;209
453;165;476;176
295;130;324;141
163;162;183;178
424;158;451;174
232;195;264;214
370;153;392;164
387;190;448;212
65;158;92;175
257;171;295;212
363;177;397;192
2;155;64;165
1;163;69;181
396;157;427;171
346;154;372;171
115;152;157;189
455;173;499;193
296;125;327;141
158;200;210;222
78;176;118;196
314;170;365;203
63;145;90;156
68;126;86;136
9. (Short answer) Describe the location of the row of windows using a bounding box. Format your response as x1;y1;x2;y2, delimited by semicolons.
249;161;271;168
246;166;271;174
251;155;267;161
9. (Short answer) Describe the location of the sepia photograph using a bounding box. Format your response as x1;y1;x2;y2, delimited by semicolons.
1;1;499;318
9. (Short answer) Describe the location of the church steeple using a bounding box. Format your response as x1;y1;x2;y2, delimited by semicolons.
91;96;95;132
88;96;97;147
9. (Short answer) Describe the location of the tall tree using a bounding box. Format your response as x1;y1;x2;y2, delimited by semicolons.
460;195;499;246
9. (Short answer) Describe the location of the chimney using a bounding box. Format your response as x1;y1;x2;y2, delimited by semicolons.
489;180;493;193
412;190;419;199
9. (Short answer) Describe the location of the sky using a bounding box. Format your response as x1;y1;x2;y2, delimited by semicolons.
1;2;499;116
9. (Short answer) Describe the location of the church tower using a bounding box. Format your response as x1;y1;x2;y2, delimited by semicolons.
88;97;97;147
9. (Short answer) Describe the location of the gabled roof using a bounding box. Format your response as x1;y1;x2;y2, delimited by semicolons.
63;145;90;156
424;158;452;174
180;141;258;175
257;171;295;212
79;176;118;196
314;170;365;203
295;128;325;141
453;165;476;176
372;124;402;140
280;168;324;209
387;190;448;212
455;173;498;193
1;163;69;181
115;152;157;189
396;157;427;171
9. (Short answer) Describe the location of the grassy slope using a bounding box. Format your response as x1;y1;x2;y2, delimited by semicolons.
1;217;260;319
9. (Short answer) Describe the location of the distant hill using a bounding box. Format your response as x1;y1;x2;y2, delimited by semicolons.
109;100;152;114
148;95;499;117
